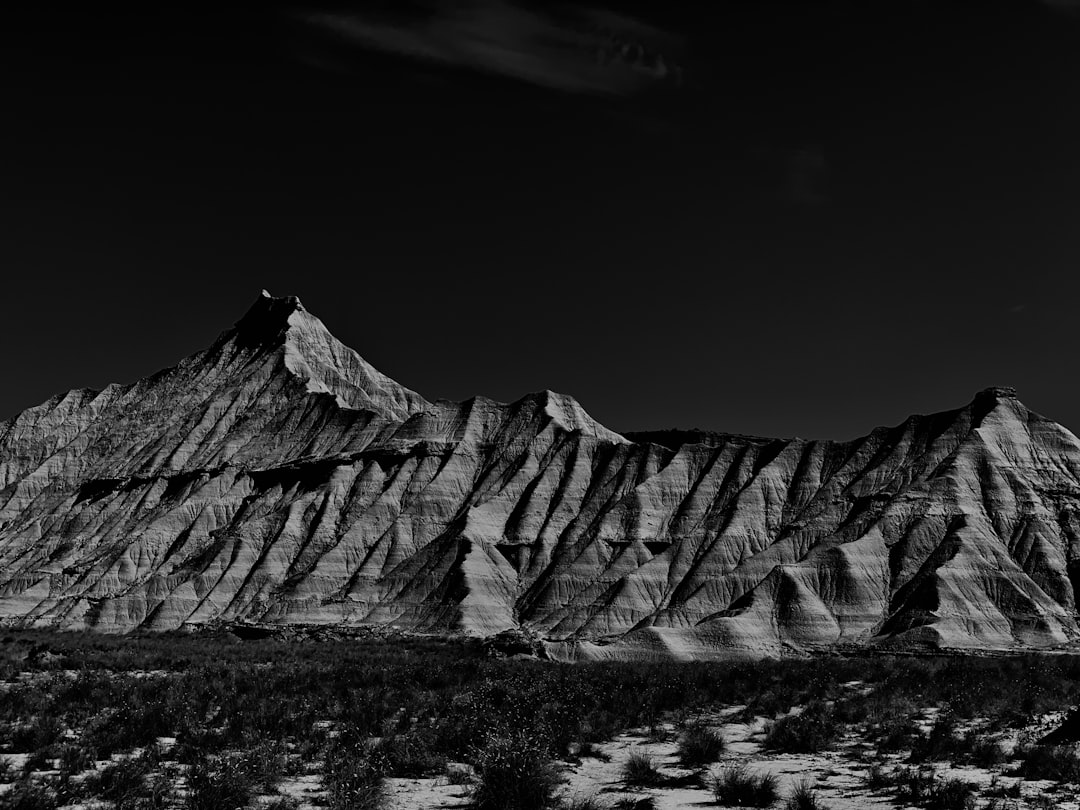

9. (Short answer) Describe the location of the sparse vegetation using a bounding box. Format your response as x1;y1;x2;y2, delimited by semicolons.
985;775;1022;799
1017;744;1080;782
875;766;977;810
712;764;779;807
924;777;977;810
577;741;611;761
764;701;841;754
1029;796;1058;810
186;754;255;810
677;721;725;767
622;750;663;786
909;714;963;763
864;763;892;790
6;633;1080;807
785;780;827;810
470;730;558;810
889;766;939;804
322;728;386;810
82;755;155;806
563;796;607;810
0;780;58;810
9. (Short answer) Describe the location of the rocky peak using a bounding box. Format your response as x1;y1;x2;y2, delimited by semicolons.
230;290;308;349
973;385;1019;406
229;290;429;421
529;389;628;444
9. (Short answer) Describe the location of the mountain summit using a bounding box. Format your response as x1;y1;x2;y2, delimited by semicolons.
1;293;1079;658
225;290;429;419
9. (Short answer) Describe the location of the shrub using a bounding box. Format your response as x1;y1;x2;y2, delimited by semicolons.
622;750;663;786
372;733;446;777
892;767;938;804
446;762;474;785
909;715;962;763
875;719;920;753
564;797;607;810
82;756;153;805
645;724;670;743
470;731;558;810
10;715;64;753
0;781;58;810
577;742;611;762
785;780;827;810
22;749;52;773
57;742;95;774
986;776;1022;798
764;702;841;754
323;734;385;810
925;777;976;810
712;764;779;807
909;715;998;767
968;735;1007;768
1018;745;1080;782
84;710;141;758
235;739;288;792
185;755;254;810
141;772;175;810
863;764;891;790
677;723;724;767
613;799;656;810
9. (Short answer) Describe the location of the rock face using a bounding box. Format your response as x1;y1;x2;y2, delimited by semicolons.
3;292;1080;658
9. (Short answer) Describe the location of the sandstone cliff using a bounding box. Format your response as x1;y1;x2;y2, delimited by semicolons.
2;292;1079;658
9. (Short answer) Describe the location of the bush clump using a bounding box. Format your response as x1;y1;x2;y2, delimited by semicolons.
186;755;254;810
0;781;59;810
764;701;841;754
372;733;446;777
888;768;976;810
677;722;725;767
622;750;663;786
470;731;558;810
785;780;828;810
891;767;938;804
1018;744;1080;782
82;756;154;806
909;714;963;763
712;764;779;807
925;776;977;810
323;732;385;810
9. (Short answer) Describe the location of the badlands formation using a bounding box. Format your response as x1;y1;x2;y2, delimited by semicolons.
2;292;1080;659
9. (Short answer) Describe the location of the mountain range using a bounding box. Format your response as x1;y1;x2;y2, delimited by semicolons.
2;291;1079;659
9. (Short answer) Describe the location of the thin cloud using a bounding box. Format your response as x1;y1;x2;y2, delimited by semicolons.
289;0;685;95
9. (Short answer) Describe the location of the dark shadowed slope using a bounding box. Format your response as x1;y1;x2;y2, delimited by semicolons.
2;293;1079;659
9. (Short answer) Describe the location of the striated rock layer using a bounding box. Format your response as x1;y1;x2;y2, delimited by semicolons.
3;292;1080;659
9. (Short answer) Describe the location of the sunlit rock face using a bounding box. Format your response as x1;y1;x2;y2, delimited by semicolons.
2;293;1080;658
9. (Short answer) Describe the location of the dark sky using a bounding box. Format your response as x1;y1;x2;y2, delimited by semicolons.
2;1;1078;440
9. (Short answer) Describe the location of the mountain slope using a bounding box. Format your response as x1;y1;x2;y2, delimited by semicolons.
2;294;1079;658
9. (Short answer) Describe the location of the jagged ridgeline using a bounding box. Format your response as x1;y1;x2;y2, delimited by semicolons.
2;291;1080;659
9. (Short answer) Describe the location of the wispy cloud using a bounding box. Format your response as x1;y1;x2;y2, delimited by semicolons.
289;1;685;95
